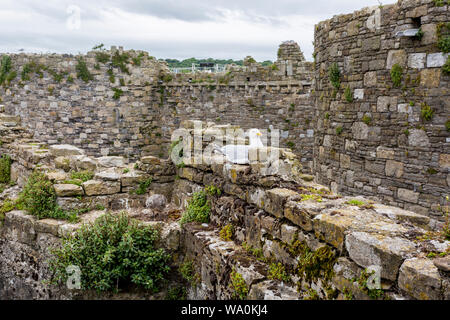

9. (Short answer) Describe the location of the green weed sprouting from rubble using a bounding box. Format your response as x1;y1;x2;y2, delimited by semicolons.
49;211;171;293
180;190;210;225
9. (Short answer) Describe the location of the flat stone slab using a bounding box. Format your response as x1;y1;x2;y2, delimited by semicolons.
54;183;84;197
97;156;125;168
49;145;85;157
94;170;121;181
82;180;121;196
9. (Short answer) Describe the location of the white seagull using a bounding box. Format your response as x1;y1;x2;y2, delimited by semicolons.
214;128;264;164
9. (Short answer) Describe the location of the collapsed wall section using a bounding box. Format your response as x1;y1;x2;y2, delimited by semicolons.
313;0;449;218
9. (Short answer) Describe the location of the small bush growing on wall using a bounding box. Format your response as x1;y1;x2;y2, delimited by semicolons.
229;269;248;300
362;115;372;125
268;262;290;282
111;51;130;74
436;22;450;53
49;211;171;292
443;56;450;75
95;52;110;64
219;224;233;241
344;86;353;102
112;88;123;100
390;64;403;87
76;57;93;82
180;190;210;225
17;171;57;217
328;62;341;90
0;154;11;184
16;171;76;221
70;170;94;182
420;103;434;121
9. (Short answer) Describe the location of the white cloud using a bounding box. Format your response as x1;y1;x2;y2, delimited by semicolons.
0;0;397;61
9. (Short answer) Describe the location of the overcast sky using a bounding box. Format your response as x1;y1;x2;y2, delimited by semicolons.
0;0;396;61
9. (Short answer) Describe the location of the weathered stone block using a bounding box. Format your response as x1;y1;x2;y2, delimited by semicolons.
284;201;314;231
377;96;397;112
408;53;426;69
82;180;121;196
398;258;442;300
54;184;84;197
264;188;299;218
386;50;406;69
364;71;377;86
408;129;430;147
427;53;448;68
345;231;416;281
397;188;419;204
385;160;404;178
49;144;84;157
419;69;441;88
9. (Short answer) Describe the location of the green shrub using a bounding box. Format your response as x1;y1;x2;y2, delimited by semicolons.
70;170;93;182
16;171;77;221
180;190;210;225
433;0;447;6
205;185;221;196
135;178;153;195
344;86;353;102
436;22;450;53
268;262;290;282
443;56;450;75
390;64;403;87
112;88;123;100
76;58;93;82
446;120;450;132
421;103;434;121
362;115;372;125
336;126;344;135
111;52;130;74
0;55;12;85
17;171;57;218
179;259;200;286
49;211;171;292
292;241;336;283
95;52;110;64
0;154;11;183
166;286;186;300
229;269;248;300
219;224;233;241
328;62;341;90
0;198;15;221
21;61;36;81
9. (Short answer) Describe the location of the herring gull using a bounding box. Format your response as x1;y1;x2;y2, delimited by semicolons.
214;128;264;164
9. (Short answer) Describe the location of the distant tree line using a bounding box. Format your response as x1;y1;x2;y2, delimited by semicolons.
162;57;273;68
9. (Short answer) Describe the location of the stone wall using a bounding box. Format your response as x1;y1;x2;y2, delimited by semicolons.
313;0;450;218
171;121;449;300
0;42;315;170
0;47;165;161
147;41;315;170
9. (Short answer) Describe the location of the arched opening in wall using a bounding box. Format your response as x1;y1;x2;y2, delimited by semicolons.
246;77;250;82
